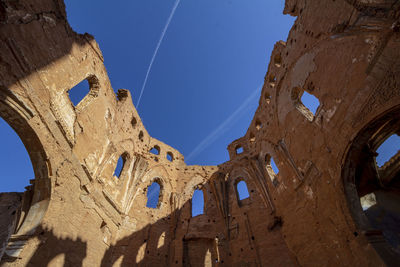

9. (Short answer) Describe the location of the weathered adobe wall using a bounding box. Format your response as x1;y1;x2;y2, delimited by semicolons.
223;0;400;266
0;0;399;266
0;0;218;265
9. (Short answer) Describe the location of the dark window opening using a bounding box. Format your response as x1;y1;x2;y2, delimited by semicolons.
139;131;144;142
132;116;137;128
255;119;262;130
268;75;276;87
236;180;250;200
191;189;204;217
146;181;161;209
249;133;255;143
264;91;272;104
68;79;90;107
274;54;282;67
167;152;174;162
150;146;160;155
116;89;129;101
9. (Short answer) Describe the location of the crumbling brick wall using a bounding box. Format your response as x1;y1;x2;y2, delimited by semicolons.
0;0;399;266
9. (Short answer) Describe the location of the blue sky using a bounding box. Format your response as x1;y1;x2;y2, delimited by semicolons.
64;0;295;204
65;0;295;167
3;0;395;200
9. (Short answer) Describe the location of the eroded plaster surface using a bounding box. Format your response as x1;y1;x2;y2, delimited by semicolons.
0;0;400;266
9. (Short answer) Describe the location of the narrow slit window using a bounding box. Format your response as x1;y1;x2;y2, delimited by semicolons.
132;116;137;128
249;133;255;143
265;92;271;103
236;180;250;200
300;91;320;115
191;189;204;217
146;182;161;209
274;54;282;67
269;75;277;87
68;79;90;106
150;146;160;155
376;134;400;167
255;119;262;130
166;152;173;162
270;157;279;174
265;154;279;185
113;155;125;178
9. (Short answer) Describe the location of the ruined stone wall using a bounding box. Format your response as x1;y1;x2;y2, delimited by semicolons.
0;0;399;266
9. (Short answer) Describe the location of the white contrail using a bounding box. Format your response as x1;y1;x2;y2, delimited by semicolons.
185;85;262;163
136;0;181;109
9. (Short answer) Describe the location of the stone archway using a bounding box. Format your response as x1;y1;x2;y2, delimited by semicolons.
343;104;400;266
0;89;51;260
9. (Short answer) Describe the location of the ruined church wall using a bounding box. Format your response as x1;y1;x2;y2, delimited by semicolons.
0;0;399;266
0;0;216;265
223;0;400;266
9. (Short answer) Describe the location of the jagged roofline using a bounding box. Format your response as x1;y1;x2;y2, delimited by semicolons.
1;0;400;266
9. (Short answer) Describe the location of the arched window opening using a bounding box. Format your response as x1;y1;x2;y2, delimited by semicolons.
291;87;320;121
0;101;51;259
265;154;279;186
146;181;161;209
113;154;126;178
343;110;400;264
236;180;250;200
375;134;400;168
166;152;174;162
0;117;33;192
150;145;160;155
68;79;90;107
191;189;204;217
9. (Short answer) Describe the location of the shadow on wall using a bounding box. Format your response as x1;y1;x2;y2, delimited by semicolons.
0;198;220;266
100;215;174;266
100;199;219;267
0;0;96;90
1;161;294;267
1;226;87;266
